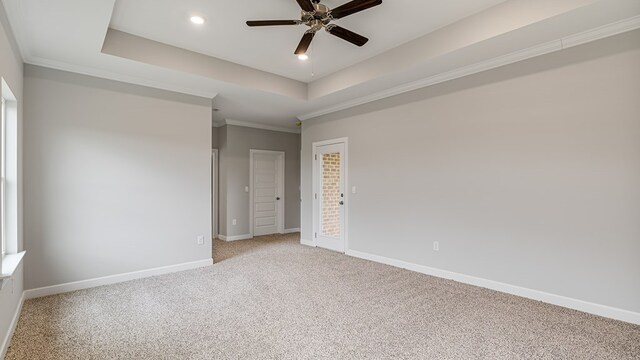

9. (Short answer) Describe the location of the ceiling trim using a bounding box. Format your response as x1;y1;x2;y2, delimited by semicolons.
298;15;640;121
222;119;300;134
306;0;598;101
561;13;640;48
25;56;218;99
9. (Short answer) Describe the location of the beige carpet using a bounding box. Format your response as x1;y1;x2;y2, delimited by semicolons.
6;233;640;359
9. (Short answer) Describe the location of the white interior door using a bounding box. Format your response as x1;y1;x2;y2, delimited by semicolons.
315;142;346;252
252;152;280;236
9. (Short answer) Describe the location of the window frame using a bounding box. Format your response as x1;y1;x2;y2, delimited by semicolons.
0;95;5;258
0;77;24;280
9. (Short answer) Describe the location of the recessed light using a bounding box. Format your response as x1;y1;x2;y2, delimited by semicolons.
190;16;206;25
298;54;309;61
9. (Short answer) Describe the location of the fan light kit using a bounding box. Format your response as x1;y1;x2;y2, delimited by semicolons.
247;0;382;57
190;16;206;25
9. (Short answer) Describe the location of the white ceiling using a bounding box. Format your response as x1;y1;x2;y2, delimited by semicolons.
2;0;640;130
109;0;507;82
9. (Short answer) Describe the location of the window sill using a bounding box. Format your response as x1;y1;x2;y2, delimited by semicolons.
1;251;26;279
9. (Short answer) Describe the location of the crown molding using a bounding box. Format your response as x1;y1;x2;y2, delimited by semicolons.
297;40;561;121
25;56;218;100
222;119;300;134
298;15;640;121
561;14;640;49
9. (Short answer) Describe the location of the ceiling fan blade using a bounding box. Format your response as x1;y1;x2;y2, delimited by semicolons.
295;0;316;12
330;0;382;19
326;25;368;47
246;20;300;27
295;32;315;55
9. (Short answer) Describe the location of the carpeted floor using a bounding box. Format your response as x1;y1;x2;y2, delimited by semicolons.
6;233;640;359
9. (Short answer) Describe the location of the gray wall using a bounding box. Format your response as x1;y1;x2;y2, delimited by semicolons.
301;30;640;313
219;125;300;237
211;126;219;149
0;2;23;353
23;65;212;290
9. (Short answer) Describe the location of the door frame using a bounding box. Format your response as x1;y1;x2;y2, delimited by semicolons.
249;149;285;238
211;149;218;240
312;137;349;252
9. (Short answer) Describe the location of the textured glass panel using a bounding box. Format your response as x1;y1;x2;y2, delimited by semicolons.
321;152;341;238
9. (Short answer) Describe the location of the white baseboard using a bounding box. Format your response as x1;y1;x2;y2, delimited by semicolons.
24;259;213;300
218;231;299;240
219;231;299;240
218;234;252;241
346;249;640;325
1;291;25;359
300;239;316;247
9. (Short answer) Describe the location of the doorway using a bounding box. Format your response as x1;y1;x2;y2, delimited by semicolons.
313;138;347;253
250;150;285;237
211;149;218;240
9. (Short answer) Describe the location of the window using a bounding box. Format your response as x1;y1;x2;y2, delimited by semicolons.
0;78;23;279
1;95;5;257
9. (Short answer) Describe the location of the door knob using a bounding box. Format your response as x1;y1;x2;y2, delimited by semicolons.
276;197;281;200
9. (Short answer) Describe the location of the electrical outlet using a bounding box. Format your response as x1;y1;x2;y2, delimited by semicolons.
197;235;205;245
232;219;237;226
433;241;439;251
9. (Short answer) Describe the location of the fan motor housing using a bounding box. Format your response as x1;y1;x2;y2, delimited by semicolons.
302;3;330;23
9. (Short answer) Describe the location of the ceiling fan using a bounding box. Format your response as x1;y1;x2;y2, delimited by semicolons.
246;0;382;57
